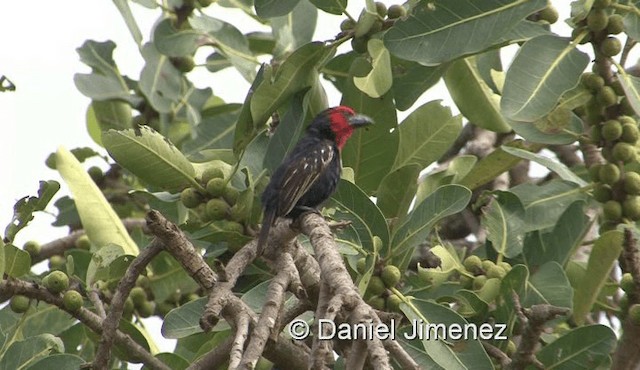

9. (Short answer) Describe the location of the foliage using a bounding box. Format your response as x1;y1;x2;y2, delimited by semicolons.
6;0;640;368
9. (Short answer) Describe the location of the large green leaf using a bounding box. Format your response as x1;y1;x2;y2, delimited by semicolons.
509;111;583;145
501;35;589;122
328;180;390;255
0;334;64;370
511;180;588;232
233;64;267;155
416;156;477;204
3;244;30;278
254;0;300;18
376;164;421;221
25;354;86;370
444;57;511;133
536;325;616;369
525;261;573;309
617;69;640;117
162;298;207;339
73;40;141;106
263;92;309;172
501;146;587;186
182;105;241;160
353;39;392;98
481;191;526;258
391;185;471;269
56;147;139;255
250;42;331;128
102;126;198;192
393;100;462;170
271;0;317;57
384;0;546;65
341;57;399;194
400;300;493;370
523;201;590;269
572;231;622;325
309;0;346;14
391;59;444;111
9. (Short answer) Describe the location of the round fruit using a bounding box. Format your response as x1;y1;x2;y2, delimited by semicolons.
623;196;640;220
582;73;605;91
539;5;559;24
136;275;150;289
180;188;203;209
498;262;512;273
368;20;383;34
74;235;91;250
206;178;226;197
463;255;482;273
88;166;103;182
63;290;83;312
629;303;640;324
206;199;229;220
607;14;625;34
506;340;517;356
375;2;387;17
356;258;367;273
481;260;496;273
587;9;609;32
603;200;623;220
223;186;240;205
137;300;155;318
229;204;248;223
621;294;630;311
472;275;487;290
625;173;640;195
486;265;507;279
123;298;135;315
459;274;473;289
599;163;621;185
367;276;387;296
44;271;69;294
621;273;635;294
130;287;147;307
49;255;66;271
351;37;368;54
340;19;355;31
10;295;30;314
386;294;402;311
601;37;622;57
381;265;402;287
593;0;612;9
620;97;636;116
387;4;406;19
368;296;385;310
613;142;635;162
170;56;195;73
201;166;225;184
220;220;245;234
588;164;602;182
23;240;40;256
593;184;613;203
597;86;618;107
620;116;637;125
602;120;623;140
622;123;640;143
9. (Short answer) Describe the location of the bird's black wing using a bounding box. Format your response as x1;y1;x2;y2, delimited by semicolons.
275;143;335;217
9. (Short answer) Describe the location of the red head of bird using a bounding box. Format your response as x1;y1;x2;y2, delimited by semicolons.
307;106;374;149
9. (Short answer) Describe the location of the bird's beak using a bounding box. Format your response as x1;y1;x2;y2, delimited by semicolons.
348;114;374;128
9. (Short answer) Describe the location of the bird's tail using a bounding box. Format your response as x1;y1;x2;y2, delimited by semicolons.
256;211;276;254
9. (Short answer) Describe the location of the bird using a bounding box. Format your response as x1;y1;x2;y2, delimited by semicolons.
257;106;373;253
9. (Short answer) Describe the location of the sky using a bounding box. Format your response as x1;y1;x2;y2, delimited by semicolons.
0;0;574;358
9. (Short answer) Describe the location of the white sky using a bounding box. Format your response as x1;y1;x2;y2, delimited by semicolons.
0;0;575;358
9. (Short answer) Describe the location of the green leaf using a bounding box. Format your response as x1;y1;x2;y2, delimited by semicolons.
3;244;31;278
391;59;444;111
233;64;267;155
149;252;200;302
142;353;190;370
353;39;392;98
328;180;390;255
354;0;378;38
501;35;589;122
189;15;258;82
271;0;317;56
4;180;59;242
0;239;4;278
250;42;331;128
525;261;573;308
25;353;86;370
20;302;77;339
102;126;197;192
617;69;640;117
416;155;477;204
86;244;125;285
523;201;590;269
376;164;421;221
263;92;310;172
73;40;141;106
399;300;493;370
444;57;511;133
536;325;616;369
511;180;588;232
162;298;207;339
182;106;241;160
509;111;583;145
416;245;460;288
341;57;399;194
393;100;462;170
112;0;143;46
624;10;640;42
493;264;528;337
309;0;346;14
501;146;587;186
0;334;64;370
391;185;471;269
255;0;301;18
153;18;205;57
500;19;553;43
572;231;622;325
55;146;139;255
384;0;546;65
90;100;133;134
481;191;526;258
